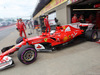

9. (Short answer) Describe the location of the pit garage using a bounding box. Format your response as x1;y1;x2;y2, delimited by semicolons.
68;0;100;29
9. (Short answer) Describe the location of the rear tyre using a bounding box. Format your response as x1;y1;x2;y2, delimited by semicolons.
17;45;37;64
85;30;98;41
16;37;24;44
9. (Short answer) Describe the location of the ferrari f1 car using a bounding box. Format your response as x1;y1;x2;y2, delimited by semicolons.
0;24;98;70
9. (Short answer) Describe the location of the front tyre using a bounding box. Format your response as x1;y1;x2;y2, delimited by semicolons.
17;45;37;64
16;37;24;44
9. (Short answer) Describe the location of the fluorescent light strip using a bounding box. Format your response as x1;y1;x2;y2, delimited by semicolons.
73;9;100;11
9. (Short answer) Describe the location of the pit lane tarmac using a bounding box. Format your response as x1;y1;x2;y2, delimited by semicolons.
0;25;15;41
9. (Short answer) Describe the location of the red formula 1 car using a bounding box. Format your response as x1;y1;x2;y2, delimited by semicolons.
0;25;98;70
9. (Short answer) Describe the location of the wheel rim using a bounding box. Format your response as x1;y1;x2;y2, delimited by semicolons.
92;32;97;40
23;50;35;61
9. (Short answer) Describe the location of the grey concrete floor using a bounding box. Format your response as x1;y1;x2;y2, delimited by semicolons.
0;25;15;41
0;28;100;75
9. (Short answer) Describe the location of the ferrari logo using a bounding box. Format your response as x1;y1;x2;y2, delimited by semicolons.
44;38;47;42
63;36;68;42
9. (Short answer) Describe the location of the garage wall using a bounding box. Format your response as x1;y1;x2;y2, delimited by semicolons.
66;6;71;24
56;2;67;25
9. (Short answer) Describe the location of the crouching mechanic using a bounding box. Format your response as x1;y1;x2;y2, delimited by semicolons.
18;18;27;38
44;15;51;33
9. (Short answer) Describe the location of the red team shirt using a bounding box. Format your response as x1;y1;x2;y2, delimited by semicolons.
72;16;78;23
44;17;51;32
44;18;50;27
18;22;26;30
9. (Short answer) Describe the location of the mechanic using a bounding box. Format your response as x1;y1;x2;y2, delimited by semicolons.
79;15;85;23
54;18;63;30
35;26;40;35
18;18;27;38
44;15;51;33
16;19;19;31
71;14;78;23
86;14;94;23
27;19;34;35
55;18;61;26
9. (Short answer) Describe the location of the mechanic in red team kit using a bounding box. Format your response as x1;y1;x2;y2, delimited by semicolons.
16;19;19;31
18;18;27;38
44;15;51;33
79;15;85;23
71;14;78;23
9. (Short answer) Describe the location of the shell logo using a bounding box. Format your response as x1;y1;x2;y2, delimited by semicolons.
63;36;68;42
44;38;47;42
63;26;66;29
69;35;71;39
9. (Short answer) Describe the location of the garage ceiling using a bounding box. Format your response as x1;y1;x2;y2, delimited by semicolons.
78;0;100;5
32;0;51;17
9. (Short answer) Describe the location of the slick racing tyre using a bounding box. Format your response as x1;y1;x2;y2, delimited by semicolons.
16;37;24;44
85;30;98;41
17;45;37;64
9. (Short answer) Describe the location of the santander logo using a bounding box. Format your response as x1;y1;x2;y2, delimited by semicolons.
37;45;41;48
